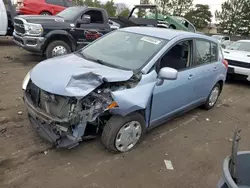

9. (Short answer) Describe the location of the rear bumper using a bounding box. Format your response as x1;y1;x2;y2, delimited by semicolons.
13;32;45;53
228;65;250;80
24;92;80;149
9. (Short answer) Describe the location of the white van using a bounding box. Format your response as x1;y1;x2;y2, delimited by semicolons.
0;0;15;36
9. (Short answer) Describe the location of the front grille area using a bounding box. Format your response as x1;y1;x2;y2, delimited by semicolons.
226;59;250;68
14;18;25;34
13;35;24;45
26;81;74;119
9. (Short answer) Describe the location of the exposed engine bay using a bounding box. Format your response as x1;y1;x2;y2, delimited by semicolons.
24;74;141;148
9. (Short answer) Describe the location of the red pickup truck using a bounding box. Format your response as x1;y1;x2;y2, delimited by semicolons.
16;0;74;15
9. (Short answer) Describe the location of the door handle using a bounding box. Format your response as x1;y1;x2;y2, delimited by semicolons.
213;67;219;71
188;74;195;80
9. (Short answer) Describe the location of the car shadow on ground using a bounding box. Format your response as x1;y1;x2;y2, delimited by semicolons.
226;75;250;87
3;53;45;65
0;37;15;46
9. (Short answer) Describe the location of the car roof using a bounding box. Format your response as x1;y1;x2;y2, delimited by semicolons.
120;27;217;42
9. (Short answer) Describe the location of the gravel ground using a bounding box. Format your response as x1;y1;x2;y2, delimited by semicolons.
0;37;250;188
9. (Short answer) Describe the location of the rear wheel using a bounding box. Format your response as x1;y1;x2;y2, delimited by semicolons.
45;40;71;59
101;113;146;153
40;11;51;15
203;83;221;110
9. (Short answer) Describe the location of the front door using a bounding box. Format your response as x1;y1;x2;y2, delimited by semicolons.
150;68;198;125
150;40;198;126
74;10;110;48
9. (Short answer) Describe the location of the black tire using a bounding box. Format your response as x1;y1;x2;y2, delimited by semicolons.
226;74;235;81
169;25;176;29
101;113;146;153
45;40;71;59
203;83;221;110
40;11;51;15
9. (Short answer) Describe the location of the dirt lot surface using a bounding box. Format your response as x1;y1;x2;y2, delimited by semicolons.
0;37;250;188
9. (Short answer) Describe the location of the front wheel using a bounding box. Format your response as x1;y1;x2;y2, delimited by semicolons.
45;40;71;59
203;83;221;110
169;25;176;29
40;11;51;15
101;113;146;153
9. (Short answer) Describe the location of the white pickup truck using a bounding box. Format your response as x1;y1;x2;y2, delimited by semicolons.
0;0;16;36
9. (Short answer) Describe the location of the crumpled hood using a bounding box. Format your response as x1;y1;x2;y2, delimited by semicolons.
223;49;250;63
30;54;134;97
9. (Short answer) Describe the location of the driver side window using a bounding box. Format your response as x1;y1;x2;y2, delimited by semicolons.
157;40;192;72
82;10;104;24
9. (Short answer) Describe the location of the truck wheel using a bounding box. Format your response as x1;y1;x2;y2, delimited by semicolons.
169;25;176;29
203;83;221;110
101;113;146;153
40;11;51;15
45;40;71;59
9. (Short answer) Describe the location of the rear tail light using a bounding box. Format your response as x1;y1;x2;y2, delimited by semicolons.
222;59;228;68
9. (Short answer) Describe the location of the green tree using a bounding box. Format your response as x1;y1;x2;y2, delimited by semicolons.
168;0;193;16
185;4;212;29
103;0;116;16
215;0;246;35
140;0;150;4
158;0;170;14
238;1;250;35
83;0;101;7
72;0;84;5
118;8;130;17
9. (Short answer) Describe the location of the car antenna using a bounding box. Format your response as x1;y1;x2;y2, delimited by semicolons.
229;125;241;184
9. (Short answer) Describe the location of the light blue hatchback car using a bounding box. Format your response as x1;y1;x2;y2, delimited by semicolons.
22;27;228;152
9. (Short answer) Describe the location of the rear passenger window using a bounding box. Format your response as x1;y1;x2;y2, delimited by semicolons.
46;0;65;6
195;40;218;66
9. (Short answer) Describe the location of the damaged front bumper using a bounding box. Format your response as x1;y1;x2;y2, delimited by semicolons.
24;92;84;149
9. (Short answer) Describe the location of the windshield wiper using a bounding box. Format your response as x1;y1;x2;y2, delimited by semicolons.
76;52;119;68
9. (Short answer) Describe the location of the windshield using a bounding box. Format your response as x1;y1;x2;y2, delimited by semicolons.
78;31;167;71
226;41;250;52
57;7;83;20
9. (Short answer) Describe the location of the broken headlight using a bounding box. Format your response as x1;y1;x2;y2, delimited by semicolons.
22;71;30;90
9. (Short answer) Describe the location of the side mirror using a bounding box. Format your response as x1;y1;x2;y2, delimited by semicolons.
79;14;91;24
156;67;178;86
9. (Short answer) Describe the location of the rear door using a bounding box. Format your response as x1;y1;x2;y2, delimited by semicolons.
45;0;65;14
0;0;8;35
192;39;220;100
